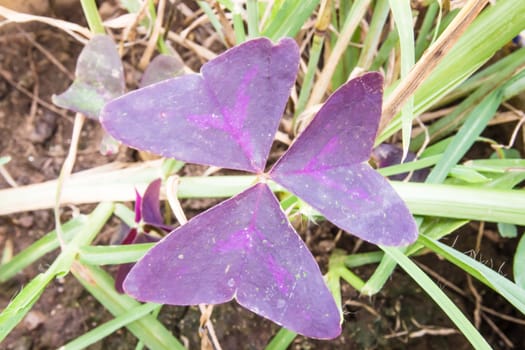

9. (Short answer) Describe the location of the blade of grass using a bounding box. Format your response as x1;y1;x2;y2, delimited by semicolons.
437;48;525;107
414;1;439;59
198;1;226;44
0;269;55;341
79;243;154;265
113;202;136;228
376;154;440;177
355;0;389;71
232;1;246;44
0;203;113;341
293;0;331;124
246;0;259;38
514;234;525;289
464;158;525;173
382;246;491;349
395;181;525;225
0;217;84;283
418;234;525;314
265;328;297;350
370;28;399;71
59;302;160;350
330;2;360;90
261;0;320;40
425;88;503;184
388;0;415;159
80;0;105;34
72;262;185;349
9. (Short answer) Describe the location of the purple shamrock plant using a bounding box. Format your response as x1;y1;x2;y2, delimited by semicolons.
114;179;172;293
100;37;418;339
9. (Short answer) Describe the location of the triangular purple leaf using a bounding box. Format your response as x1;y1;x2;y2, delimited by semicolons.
123;183;341;339
140;178;165;227
139;54;185;88
140;178;173;232
270;73;418;246
101;37;299;172
52;35;125;119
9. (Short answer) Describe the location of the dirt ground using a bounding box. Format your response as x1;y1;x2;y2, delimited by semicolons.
1;3;524;350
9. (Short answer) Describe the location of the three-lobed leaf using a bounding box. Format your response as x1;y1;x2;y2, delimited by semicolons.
101;37;418;339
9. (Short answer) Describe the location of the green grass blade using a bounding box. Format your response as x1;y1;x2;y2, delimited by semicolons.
502;67;525;99
345;251;384;268
356;0;389;70
414;1;439;59
73;263;185;350
60;303;160;350
80;0;105;34
381;246;491;350
376;154;440;177
464;158;525;173
0;203;113;341
262;0;320;40
370;28;398;71
388;0;415;158
514;234;525;289
438;48;525;106
197;1;226;44
426;89;503;184
231;1;246;44
113;203;136;228
265;328;297;350
450;166;490;183
0;268;55;341
419;234;525;314
0;217;84;283
393;182;525;225
79;243;154;265
362;217;477;296
55;202;115;277
246;0;259;38
293;0;331;122
294;33;324;122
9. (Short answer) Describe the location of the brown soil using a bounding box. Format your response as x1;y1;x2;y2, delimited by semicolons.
1;4;524;350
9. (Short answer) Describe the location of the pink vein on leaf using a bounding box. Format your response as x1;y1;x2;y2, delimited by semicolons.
187;68;258;167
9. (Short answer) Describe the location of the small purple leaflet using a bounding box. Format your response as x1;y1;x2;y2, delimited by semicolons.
270;73;418;246
101;37;299;172
115;179;171;293
124;183;341;339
